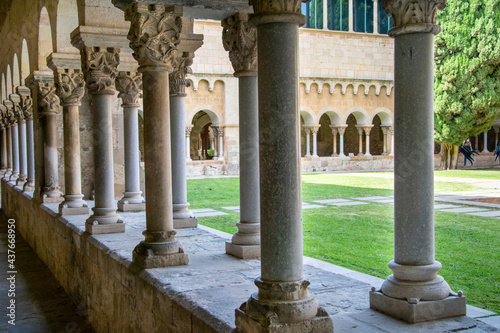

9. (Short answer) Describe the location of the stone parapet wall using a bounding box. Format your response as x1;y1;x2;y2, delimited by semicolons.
0;181;228;333
302;156;395;173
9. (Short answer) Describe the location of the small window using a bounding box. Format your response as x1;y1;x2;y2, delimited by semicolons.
353;0;373;33
327;0;349;31
302;0;324;29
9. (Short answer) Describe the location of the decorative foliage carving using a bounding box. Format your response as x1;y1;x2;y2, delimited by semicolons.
81;46;120;95
55;69;86;105
3;102;16;125
169;52;193;95
19;94;33;120
125;3;183;71
383;0;446;33
222;13;257;75
38;83;61;116
249;0;310;14
116;72;143;105
185;126;193;136
10;100;23;122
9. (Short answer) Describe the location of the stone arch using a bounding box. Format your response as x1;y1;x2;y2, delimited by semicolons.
344;107;369;125
188;106;221;126
300;109;315;125
38;6;54;70
55;0;79;53
189;109;221;160
318;108;342;125
21;39;30;84
12;54;21;88
371;108;393;126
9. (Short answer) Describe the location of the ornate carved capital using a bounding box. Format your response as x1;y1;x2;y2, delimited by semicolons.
222;13;257;76
185;126;193;137
364;126;373;135
9;95;23;123
55;69;86;105
38;83;61;116
311;126;320;135
81;46;120;95
17;86;34;120
169;52;193;96
116;71;142;105
3;101;16;125
337;127;346;136
125;3;183;72
382;0;446;37
249;0;309;25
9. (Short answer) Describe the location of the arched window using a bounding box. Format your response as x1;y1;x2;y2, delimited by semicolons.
353;0;373;33
327;0;349;31
302;0;324;29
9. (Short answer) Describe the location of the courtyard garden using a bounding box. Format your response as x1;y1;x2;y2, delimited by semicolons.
187;169;500;314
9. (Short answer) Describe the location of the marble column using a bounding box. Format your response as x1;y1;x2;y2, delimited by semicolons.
349;0;354;32
81;46;124;233
125;3;188;268
389;128;395;156
17;86;33;189
10;94;27;186
338;125;347;157
185;127;192;161
210;125;218;159
311;125;319;158
364;125;373;157
222;12;260;259
356;125;365;156
116;71;146;212
0;122;6;174
3;118;12;179
38;84;64;202
381;126;390;155
217;127;225;160
304;126;311;157
370;0;466;323
330;125;338;156
170;48;200;229
4;101;19;182
55;69;90;215
474;135;479;151
482;130;489;153
235;1;333;331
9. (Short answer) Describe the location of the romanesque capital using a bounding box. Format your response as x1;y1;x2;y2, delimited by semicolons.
185;126;193;137
249;0;309;25
311;126;320;135
116;71;142;105
81;46;120;95
38;83;61;116
364;126;373;135
3;101;16;125
125;3;183;72
0;104;8;128
16;86;34;120
222;13;257;76
55;69;86;106
9;95;23;123
382;0;446;37
169;52;193;96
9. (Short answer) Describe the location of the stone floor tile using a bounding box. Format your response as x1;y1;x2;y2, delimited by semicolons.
439;207;490;213
467;211;500;217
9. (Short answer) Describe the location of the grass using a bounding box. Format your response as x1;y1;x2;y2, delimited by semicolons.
187;170;500;314
434;169;500;179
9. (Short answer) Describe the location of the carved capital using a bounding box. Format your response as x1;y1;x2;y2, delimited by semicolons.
311;126;320;135
3;101;16;125
125;3;183;72
337;127;346;136
185;126;193;136
9;95;23;122
383;0;446;37
222;13;257;76
210;125;219;137
169;52;193;96
55;69;86;105
81;46;120;95
38;83;61;116
116;71;142;105
249;0;308;25
17;86;34;120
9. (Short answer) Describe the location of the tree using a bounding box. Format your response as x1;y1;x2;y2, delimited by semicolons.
434;0;500;169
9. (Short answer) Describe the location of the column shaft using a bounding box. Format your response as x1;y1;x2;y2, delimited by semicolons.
312;129;318;158
340;134;345;156
41;111;63;202
10;124;19;181
16;121;27;185
5;126;12;178
185;128;192;161
0;128;7;171
482;131;489;153
305;128;311;157
23;119;35;191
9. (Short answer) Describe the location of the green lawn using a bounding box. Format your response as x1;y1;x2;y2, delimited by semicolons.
187;170;500;314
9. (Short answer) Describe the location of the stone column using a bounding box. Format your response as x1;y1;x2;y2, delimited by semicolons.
54;69;90;215
370;0;466;323
494;126;499;143
10;94;27;186
210;125;218;158
2;109;13;179
38;84;64;202
217;127;225;160
125;3;188;268
338;125;347;157
17;87;33;189
364;125;373;157
222;12;260;259
4;101;19;182
304;126;311;157
116;71;146;212
235;1;333;331
474;135;479;151
185;126;192;161
170;47;201;229
81;46;124;233
356;125;365;156
330;125;338;156
311;125;319;158
0;122;6;174
389;127;395;156
482;130;489;153
381;126;389;155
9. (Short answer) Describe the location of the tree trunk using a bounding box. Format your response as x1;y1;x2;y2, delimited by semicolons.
440;143;459;170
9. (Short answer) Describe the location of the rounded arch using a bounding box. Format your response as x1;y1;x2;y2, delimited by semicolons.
6;65;13;97
56;0;79;53
12;54;21;88
38;7;54;70
318;108;343;125
344;107;369;125
188;106;221;126
371;108;393;126
21;39;30;84
300;109;316;125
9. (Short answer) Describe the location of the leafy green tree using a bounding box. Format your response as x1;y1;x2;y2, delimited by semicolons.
434;0;500;169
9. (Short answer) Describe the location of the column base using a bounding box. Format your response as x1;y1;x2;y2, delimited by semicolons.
59;195;90;215
331;153;338;157
132;238;189;269
369;289;466;324
16;175;27;187
60;206;91;215
86;208;124;234
23;180;35;192
173;217;198;229
9;173;19;182
357;152;365;157
225;242;260;259
42;189;64;203
118;201;146;212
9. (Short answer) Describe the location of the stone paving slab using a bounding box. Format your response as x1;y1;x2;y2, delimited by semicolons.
353;196;391;201
467;210;500;217
191;208;229;217
434;204;459;209
302;203;327;209
314;199;354;204
439;207;490;213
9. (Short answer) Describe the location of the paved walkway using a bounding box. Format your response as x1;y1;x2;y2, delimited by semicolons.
0;210;94;333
